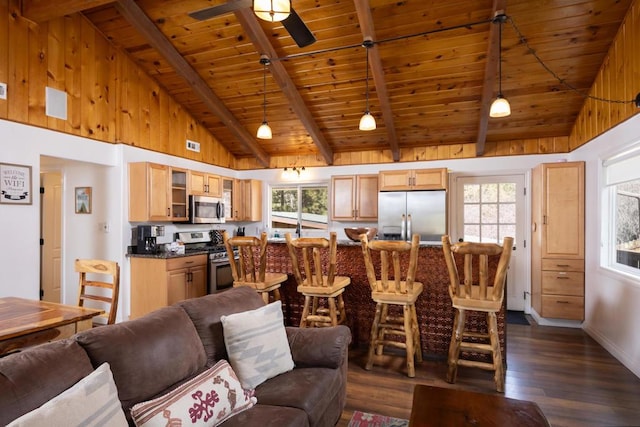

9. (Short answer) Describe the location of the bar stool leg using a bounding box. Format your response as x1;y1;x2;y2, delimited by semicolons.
366;303;383;370
447;309;466;384
488;312;505;392
300;295;312;327
403;305;415;378
411;304;423;362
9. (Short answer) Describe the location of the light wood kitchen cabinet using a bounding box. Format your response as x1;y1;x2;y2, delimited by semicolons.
224;178;262;222
130;254;207;319
531;161;585;320
379;168;448;191
331;174;378;221
129;162;188;222
189;171;222;197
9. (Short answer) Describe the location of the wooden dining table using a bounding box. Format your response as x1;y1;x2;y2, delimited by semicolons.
0;297;104;355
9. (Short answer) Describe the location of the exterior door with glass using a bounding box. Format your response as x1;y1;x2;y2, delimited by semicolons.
453;175;527;311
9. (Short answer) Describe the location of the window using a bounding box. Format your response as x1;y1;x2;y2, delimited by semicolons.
270;184;328;233
603;146;640;275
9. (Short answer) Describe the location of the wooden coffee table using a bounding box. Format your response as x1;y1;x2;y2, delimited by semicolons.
409;384;550;427
0;297;103;355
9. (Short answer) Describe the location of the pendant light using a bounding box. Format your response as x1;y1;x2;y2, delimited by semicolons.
257;55;272;140
359;39;376;131
490;14;511;118
253;0;290;22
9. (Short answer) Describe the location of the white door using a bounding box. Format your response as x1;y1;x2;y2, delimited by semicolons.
453;175;526;311
40;172;62;302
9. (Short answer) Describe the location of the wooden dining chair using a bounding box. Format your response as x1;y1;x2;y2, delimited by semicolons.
441;235;514;392
76;259;120;326
223;231;287;304
360;233;423;377
285;232;350;327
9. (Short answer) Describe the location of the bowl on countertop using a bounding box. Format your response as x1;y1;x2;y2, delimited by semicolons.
344;227;377;242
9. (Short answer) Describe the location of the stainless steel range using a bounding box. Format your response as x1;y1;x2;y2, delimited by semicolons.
177;231;237;293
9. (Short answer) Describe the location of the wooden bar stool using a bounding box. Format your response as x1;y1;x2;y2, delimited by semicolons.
360;234;423;377
441;235;514;392
223;231;287;304
285;232;350;327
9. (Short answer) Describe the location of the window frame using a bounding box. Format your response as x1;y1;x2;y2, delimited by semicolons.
601;144;640;280
269;181;330;233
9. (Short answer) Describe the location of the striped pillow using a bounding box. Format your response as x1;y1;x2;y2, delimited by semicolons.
7;362;127;427
130;360;256;427
221;300;294;389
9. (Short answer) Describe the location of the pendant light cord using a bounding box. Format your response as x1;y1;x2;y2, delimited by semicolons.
497;16;503;96
260;56;270;121
364;44;370;112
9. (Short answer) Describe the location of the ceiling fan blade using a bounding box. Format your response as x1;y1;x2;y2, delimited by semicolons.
189;0;252;21
283;8;316;48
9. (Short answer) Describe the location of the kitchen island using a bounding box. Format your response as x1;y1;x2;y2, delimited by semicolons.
265;240;505;360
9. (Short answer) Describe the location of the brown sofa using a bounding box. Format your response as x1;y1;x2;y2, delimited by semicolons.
0;287;351;426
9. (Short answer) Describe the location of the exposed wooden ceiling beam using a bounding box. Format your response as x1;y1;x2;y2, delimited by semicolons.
113;0;270;168
476;0;507;156
353;0;400;162
234;8;334;165
21;0;114;22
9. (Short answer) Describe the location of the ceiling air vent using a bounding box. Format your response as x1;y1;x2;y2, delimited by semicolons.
186;139;200;152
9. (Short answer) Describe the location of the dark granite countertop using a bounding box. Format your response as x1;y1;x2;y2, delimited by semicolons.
126;250;209;259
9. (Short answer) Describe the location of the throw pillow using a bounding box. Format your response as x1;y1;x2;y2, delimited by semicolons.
220;300;294;389
7;362;127;427
130;360;256;427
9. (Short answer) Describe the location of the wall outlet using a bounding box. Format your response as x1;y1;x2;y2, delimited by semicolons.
0;82;6;100
186;139;200;152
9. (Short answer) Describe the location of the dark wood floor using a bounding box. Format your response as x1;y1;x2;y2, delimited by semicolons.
337;320;640;427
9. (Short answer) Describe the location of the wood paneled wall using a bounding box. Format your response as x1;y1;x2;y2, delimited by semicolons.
236;136;570;169
569;0;640;149
0;0;235;168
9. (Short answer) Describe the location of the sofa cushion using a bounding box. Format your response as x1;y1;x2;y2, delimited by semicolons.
7;362;127;427
75;306;207;412
0;339;94;426
130;359;256;427
221;300;294;389
255;367;344;427
219;404;309;427
177;287;265;367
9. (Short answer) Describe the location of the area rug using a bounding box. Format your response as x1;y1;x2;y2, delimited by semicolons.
348;410;409;427
507;310;530;325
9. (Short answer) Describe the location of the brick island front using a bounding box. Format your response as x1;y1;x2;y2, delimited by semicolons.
264;240;506;360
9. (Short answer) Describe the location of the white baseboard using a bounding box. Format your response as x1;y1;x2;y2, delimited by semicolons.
583;322;640;379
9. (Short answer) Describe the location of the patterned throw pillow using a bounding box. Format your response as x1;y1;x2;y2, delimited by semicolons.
130;360;256;427
221;300;294;389
7;362;127;427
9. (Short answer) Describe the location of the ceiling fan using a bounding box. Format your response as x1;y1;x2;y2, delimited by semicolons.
189;0;316;48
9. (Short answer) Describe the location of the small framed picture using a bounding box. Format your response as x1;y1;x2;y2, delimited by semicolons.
0;163;32;205
75;187;92;214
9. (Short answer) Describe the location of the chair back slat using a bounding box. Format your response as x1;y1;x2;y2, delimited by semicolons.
360;234;420;295
286;232;337;288
441;235;514;303
75;259;120;325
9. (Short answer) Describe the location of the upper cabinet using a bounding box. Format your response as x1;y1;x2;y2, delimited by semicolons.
223;178;262;222
331;175;378;221
379;168;448;191
189;171;221;197
129;162;188;222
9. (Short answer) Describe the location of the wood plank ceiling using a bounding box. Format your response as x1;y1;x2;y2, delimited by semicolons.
22;0;635;167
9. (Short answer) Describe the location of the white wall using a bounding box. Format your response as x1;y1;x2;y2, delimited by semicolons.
572;113;640;378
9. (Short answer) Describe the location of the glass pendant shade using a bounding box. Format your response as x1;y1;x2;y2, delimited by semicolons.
253;0;290;22
257;121;272;139
359;111;377;131
489;95;511;118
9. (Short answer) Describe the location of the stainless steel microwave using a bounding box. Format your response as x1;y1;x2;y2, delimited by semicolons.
189;195;225;224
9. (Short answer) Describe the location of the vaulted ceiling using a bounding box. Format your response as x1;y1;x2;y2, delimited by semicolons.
22;0;635;167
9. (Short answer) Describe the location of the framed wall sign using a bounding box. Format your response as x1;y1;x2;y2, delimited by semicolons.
0;163;32;205
75;187;92;214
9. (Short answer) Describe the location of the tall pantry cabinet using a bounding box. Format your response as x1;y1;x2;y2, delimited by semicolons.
531;161;585;320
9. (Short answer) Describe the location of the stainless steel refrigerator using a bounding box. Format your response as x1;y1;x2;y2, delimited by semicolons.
377;190;447;243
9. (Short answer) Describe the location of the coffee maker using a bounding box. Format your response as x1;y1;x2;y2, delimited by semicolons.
135;225;159;254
